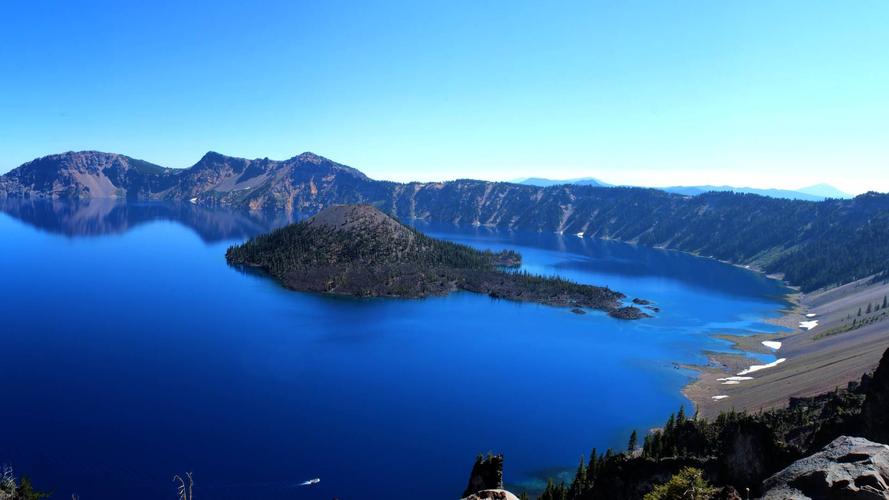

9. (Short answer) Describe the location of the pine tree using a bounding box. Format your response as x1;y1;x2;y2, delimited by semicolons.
677;405;686;423
540;478;557;500
586;448;598;480
628;430;638;452
15;477;51;500
858;307;862;317
569;455;587;496
867;303;873;314
883;295;887;309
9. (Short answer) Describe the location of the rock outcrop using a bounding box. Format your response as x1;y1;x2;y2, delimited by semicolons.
462;490;520;500
762;436;889;499
716;419;785;490
861;348;889;446
462;454;505;498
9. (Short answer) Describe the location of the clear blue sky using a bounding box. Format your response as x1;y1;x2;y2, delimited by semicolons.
1;1;887;193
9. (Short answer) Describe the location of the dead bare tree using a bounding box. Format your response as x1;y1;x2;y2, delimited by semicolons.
1;465;15;500
173;472;194;500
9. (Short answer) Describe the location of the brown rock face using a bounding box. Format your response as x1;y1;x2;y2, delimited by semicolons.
762;436;889;499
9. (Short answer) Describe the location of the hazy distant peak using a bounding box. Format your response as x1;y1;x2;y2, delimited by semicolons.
516;177;610;188
798;183;851;199
660;185;843;201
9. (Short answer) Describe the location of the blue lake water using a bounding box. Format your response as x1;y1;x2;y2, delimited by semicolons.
0;200;789;499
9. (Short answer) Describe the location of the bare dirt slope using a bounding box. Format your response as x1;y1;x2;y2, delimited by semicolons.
687;277;889;419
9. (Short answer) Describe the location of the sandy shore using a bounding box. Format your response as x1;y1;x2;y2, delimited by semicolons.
684;276;889;419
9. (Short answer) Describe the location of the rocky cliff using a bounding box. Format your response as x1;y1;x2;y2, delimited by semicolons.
0;151;176;199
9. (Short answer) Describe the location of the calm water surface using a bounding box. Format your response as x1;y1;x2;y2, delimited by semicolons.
0;200;788;499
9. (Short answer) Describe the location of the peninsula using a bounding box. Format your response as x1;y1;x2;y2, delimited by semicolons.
226;204;647;319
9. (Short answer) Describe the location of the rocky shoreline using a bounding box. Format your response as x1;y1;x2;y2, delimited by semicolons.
683;276;889;419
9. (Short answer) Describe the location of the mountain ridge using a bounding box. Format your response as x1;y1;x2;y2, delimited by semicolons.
3;150;888;292
516;176;850;201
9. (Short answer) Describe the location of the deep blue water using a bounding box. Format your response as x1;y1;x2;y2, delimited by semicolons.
0;200;788;499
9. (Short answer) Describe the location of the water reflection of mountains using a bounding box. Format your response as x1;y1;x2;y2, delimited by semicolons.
1;199;790;301
0;198;302;242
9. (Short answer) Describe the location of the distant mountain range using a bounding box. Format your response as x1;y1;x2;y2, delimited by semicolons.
516;177;850;201
1;150;887;291
516;177;612;188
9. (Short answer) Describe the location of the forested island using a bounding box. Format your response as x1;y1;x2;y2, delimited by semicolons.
226;204;647;319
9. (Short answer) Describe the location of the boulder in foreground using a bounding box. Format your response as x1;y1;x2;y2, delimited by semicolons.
762;436;889;499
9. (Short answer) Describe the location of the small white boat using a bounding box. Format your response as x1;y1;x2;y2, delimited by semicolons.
299;478;320;486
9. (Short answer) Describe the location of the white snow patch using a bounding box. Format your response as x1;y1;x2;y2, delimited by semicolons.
761;340;782;350
799;320;819;330
806;313;817;318
712;395;729;400
721;381;741;385
717;376;754;382
738;358;786;376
